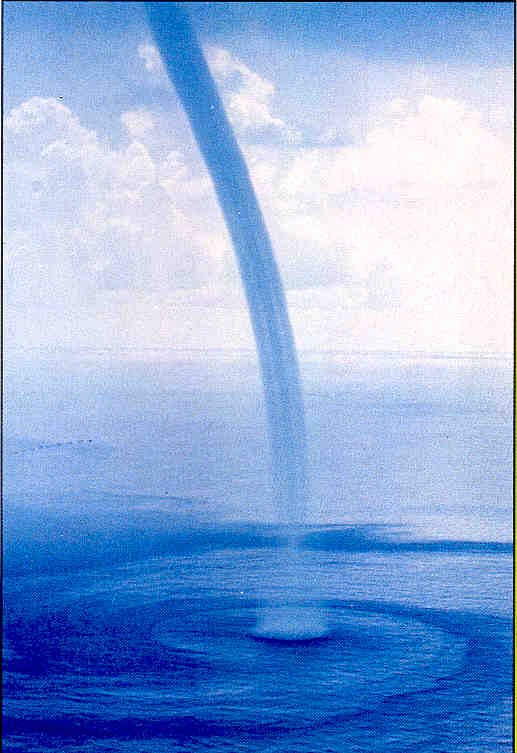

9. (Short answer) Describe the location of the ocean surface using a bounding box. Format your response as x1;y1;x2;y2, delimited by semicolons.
3;350;513;752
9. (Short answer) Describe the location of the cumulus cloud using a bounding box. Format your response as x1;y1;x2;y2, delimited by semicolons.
138;42;164;74
4;88;512;354
136;42;171;90
6;96;92;138
205;46;298;139
136;41;299;141
244;94;512;351
279;96;509;200
121;109;155;139
4;97;226;316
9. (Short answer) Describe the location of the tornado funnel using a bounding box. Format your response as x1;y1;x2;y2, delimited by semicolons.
145;3;308;527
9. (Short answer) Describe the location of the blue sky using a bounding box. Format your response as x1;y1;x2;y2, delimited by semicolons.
4;2;514;354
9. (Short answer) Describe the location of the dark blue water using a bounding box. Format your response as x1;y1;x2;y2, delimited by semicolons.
3;502;512;752
3;352;512;751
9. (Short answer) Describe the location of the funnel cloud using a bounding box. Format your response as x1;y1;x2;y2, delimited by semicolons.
145;2;307;526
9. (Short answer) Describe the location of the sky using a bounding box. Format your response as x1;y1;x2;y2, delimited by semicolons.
3;1;514;356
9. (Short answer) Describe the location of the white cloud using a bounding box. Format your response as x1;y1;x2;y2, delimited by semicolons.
386;98;409;115
205;46;297;138
135;41;298;137
116;141;156;191
244;95;512;352
4;97;226;312
4;88;512;355
280;96;510;200
138;42;164;74
121;109;155;139
5;96;93;139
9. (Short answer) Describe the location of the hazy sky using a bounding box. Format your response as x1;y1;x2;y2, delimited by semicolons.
4;2;514;354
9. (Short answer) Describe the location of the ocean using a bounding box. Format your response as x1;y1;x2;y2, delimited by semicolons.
3;350;513;752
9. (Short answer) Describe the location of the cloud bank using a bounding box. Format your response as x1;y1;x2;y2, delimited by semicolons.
4;45;513;354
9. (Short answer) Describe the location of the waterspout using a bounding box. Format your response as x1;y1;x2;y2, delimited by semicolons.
145;2;327;639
